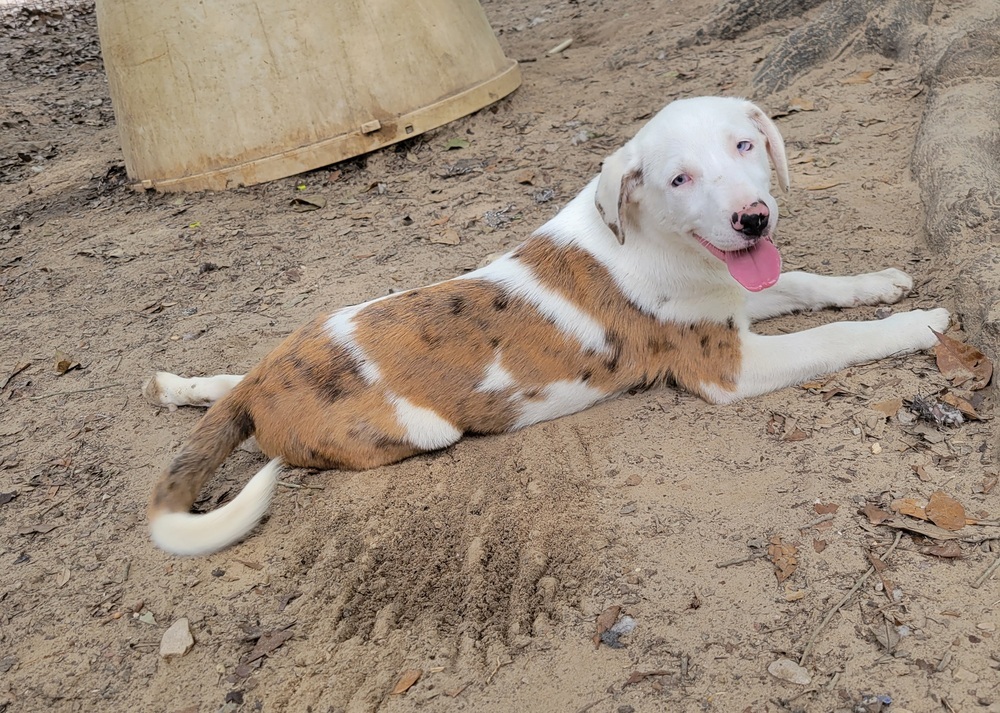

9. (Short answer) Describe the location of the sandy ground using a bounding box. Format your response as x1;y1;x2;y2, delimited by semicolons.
1;1;998;712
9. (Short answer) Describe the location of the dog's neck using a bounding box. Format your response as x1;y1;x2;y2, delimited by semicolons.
537;177;748;327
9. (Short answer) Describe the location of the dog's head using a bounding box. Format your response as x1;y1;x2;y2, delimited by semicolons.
595;97;790;292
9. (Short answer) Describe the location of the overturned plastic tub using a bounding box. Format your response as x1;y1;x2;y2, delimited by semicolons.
95;0;520;192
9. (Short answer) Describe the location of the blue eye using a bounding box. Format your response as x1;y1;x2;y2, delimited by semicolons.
671;174;689;187
737;140;753;153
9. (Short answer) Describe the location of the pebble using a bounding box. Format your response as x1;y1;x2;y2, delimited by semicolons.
767;657;811;685
159;618;195;658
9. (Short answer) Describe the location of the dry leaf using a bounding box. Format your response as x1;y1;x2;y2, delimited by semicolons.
940;392;980;420
867;552;887;573
863;504;891;525
593;605;622;648
893;497;928;521
871;398;903;418
804;181;844;191
625;474;642;486
880;517;964;540
430;229;461;246
428;214;451;227
290;195;327;212
767;537;798;583
925;491;965;531
813;502;838;515
841;70;875;84
513;168;537;185
933;331;993;390
391;669;422;695
812;539;827;553
784;585;806;601
788;97;815;112
624;669;671;687
921;540;963;558
911;464;931;482
245;628;294;664
54;350;81;375
980;475;998;495
783;427;809;442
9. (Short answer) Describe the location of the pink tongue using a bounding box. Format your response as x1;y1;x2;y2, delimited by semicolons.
725;239;782;292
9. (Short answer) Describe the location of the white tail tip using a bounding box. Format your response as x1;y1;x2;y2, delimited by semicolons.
150;459;281;556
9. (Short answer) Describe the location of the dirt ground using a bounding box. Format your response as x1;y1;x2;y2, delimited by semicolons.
1;0;998;711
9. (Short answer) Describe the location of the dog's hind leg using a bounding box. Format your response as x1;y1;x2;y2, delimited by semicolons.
744;269;915;321
144;372;245;408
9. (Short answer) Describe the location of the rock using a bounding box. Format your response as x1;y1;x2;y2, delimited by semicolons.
160;618;195;658
767;657;811;685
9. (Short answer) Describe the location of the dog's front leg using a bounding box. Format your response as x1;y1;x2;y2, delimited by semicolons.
702;307;950;403
744;269;916;321
144;372;245;408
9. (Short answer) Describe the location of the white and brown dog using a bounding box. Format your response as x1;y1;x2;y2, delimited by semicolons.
145;96;949;555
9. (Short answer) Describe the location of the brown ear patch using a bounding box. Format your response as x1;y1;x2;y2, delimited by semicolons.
614;167;645;244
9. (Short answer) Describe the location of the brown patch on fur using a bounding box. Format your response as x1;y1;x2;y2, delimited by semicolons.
512;236;741;397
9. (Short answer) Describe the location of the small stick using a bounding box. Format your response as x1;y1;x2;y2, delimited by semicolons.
716;552;768;568
575;697;609;713
277;481;325;490
805;513;835;528
972;551;1000;589
29;383;124;401
799;531;903;665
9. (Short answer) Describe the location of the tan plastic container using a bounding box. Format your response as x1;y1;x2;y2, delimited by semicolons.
95;0;520;192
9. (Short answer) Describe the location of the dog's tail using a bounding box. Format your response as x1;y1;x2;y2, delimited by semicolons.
148;395;280;556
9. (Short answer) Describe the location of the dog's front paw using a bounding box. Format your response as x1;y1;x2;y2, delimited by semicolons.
890;307;951;351
852;268;914;306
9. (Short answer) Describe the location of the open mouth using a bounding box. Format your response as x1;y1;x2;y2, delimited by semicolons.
695;235;782;292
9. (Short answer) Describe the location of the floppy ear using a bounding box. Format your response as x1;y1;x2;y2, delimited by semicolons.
595;144;644;245
746;102;790;193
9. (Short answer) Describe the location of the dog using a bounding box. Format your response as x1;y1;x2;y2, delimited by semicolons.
145;96;949;555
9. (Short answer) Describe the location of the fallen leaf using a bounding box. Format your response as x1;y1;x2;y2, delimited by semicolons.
867;552;886;573
513;168;537;185
840;70;875;85
138;611;157;625
940;392;980;420
233;558;263;571
933;331;993;390
17;522;59;535
593;605;622;648
245;628;294;663
767;537;798;583
788;97;815;112
0;492;16;506
925;491;965;531
56;566;70;588
892;497;928;521
880;517;965;540
862;504;891;525
812;539;827;553
625;474;642;486
624;669;671;686
390;669;422;695
430;229;461;246
911;464;931;482
979;475;998;495
290;195;327;212
1;361;30;391
783;427;809;442
784;585;806;601
428;214;451;226
54;350;81;375
813;502;838;515
921;540;963;558
871;398;903;418
444;137;470;150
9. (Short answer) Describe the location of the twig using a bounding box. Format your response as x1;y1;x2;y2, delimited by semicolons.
805;513;835;528
799;531;903;665
29;383;124;401
716;552;768;568
485;656;511;685
277;481;325;490
575;697;609;713
973;551;1000;589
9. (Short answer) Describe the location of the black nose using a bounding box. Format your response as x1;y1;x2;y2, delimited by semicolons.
731;209;769;238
